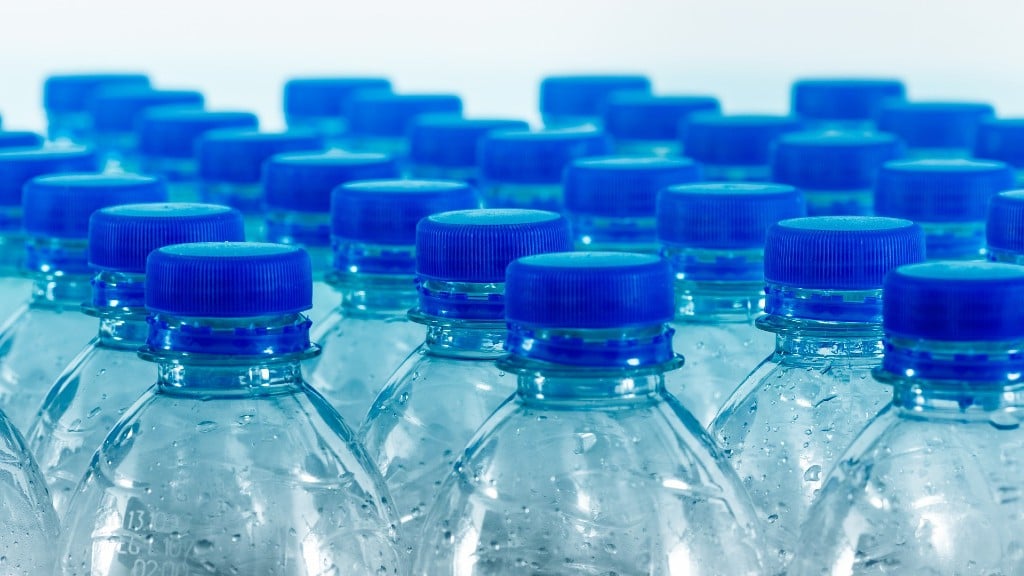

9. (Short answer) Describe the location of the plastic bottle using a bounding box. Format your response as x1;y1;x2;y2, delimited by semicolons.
602;93;720;156
875;158;1015;259
876;100;994;159
658;183;806;428
414;251;764;575
973;117;1024;186
563;155;701;252
790;78;906;130
262;150;400;321
283;76;392;143
988;189;1024;264
712;216;926;572
771;131;904;215
309;179;478;425
408;116;528;183
790;261;1024;575
345;92;463;158
43;73;150;144
58;242;402;575
478;126;611;211
684;114;803;181
0;131;44;150
27;203;245;517
0;415;60;573
539;74;651;127
0;173;168;430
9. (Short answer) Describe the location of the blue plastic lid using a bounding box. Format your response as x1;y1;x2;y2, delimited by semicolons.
89;203;246;273
23;173;169;238
0;131;44;150
146;242;312;317
765;216;926;290
346;93;463;138
89;87;204;134
197;129;324;183
602;93;720;140
684;114;803;165
137;109;259;158
876;101;994;149
331;179;479;245
875;159;1015;222
658;183;806;249
987;190;1024;253
409;116;530;168
479;126;612;184
974;118;1024;168
771;131;904;190
283;77;392;118
0;146;99;206
263;150;400;213
791;78;906;121
43;73;150;113
539;75;652;118
563;156;701;217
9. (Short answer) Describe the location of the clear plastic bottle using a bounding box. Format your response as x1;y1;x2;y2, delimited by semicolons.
712;216;926;572
0;173;167;431
974;117;1024;187
563;155;701;252
539;74;651;127
43;73;150;144
309;179;478;426
408;116;528;183
790;261;1024;575
478;126;611;211
27;203;245;517
414;252;764;575
602;93;720;156
790;78;906;130
684;114;803;181
283;77;392;144
58;242;402;575
262;150;400;322
361;208;572;552
0;131;44;150
876;100;995;159
345;92;463;159
658;183;806;428
876;158;1015;259
771;130;904;216
988;189;1024;264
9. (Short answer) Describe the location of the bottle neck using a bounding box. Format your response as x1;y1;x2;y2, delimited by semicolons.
988;248;1024;265
332;238;416;277
767;323;885;360
501;323;681;372
569;213;659;253
662;245;764;283
141;313;318;365
332;272;417;315
201;181;262;214
265;210;331;250
674;279;765;324
921;221;987;261
415;279;505;321
155;360;306;398
764;283;884;324
422;323;507;359
25;236;92;281
512;368;667;408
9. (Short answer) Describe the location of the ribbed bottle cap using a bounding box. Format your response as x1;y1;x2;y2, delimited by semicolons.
875;159;1015;222
563;156;701;217
791;78;906;121
146;242;312;317
331;179;479;245
0;132;44;150
264;151;399;213
89;203;246;273
416;209;572;283
23;173;169;238
539;75;652;118
884;261;1024;341
346;93;463;137
765;216;926;290
506;252;673;328
283;77;392;118
771;131;904;190
89;87;204;134
602;93;720;140
197;129;324;183
43;73;150;113
658;183;806;249
974;118;1024;168
876;101;994;149
987;190;1024;253
684;114;803;165
137;109;259;158
0;146;99;206
479;126;612;184
409;116;529;168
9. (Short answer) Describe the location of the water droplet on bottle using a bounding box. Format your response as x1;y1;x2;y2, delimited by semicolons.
803;465;822;482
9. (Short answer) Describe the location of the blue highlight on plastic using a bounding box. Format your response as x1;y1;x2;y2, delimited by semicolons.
284;77;392;123
409;116;529;175
684;114;803;180
346;92;463;138
0;131;44;150
987;190;1024;258
0;147;100;207
479;126;612;185
264;151;400;215
23;174;169;239
602;93;720;152
539;74;651;125
88;87;204;135
876;101;995;154
197;129;324;184
137;109;259;159
974;118;1024;173
791;78;906;125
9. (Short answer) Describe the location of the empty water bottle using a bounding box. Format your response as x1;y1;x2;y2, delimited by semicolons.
602;93;720;156
876;100;995;159
88;87;204;170
345;92;463;158
43;73;150;144
974;117;1024;186
408;116;528;182
790;78;905;130
988;189;1024;264
684;114;802;181
283;77;392;143
58;242;401;575
539;74;651;127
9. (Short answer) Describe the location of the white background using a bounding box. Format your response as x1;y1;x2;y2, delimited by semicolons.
3;0;1024;131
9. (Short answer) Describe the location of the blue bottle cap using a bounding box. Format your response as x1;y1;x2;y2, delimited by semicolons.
684;114;803;165
23;173;169;238
197;129;324;183
791;78;906;121
974;118;1024;168
876;101;994;149
346;93;463;138
137;109;259;158
409;116;530;168
875;159;1015;222
263;150;400;213
283;77;392;118
479;126;612;184
602;93;720;140
658;183;806;249
0;131;44;150
331;179;479;245
563;156;701;218
43;73;150;113
0;146;99;206
771;131;904;190
89;203;246;273
89;87;204;134
987;190;1024;253
146;242;312;317
539;75;652;118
